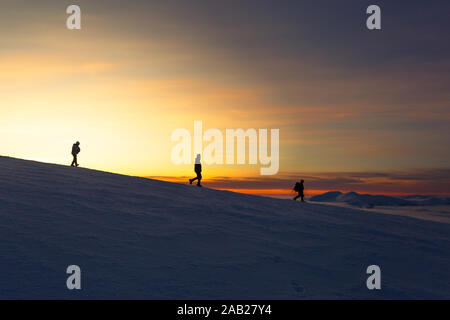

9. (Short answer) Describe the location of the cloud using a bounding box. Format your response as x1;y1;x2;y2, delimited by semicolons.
0;53;117;83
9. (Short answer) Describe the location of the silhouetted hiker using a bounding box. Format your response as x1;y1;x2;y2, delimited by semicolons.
293;180;304;202
189;154;202;187
71;141;81;167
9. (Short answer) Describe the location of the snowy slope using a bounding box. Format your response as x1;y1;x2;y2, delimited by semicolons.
0;156;449;299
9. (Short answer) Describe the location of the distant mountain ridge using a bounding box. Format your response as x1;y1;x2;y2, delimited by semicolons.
310;191;450;208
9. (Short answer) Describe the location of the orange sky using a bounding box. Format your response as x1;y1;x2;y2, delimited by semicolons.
1;1;449;196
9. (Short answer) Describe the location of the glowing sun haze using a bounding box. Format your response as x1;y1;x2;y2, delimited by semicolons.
1;0;449;196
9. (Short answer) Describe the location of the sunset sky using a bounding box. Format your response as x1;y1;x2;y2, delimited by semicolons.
1;0;449;197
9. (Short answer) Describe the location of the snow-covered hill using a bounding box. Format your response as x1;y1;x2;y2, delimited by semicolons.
310;191;450;208
0;156;449;299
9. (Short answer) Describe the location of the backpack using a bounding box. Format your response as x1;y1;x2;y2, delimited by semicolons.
294;182;301;192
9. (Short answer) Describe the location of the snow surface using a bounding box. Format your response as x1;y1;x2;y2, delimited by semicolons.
0;156;449;299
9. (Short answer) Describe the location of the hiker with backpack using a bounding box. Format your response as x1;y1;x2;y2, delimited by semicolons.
293;180;305;202
71;141;81;167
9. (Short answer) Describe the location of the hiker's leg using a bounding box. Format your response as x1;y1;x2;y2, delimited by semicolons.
293;194;300;200
197;173;202;186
